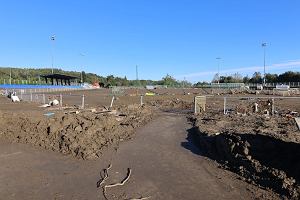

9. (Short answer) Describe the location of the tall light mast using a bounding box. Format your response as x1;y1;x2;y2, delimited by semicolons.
51;35;55;74
216;57;222;84
262;42;267;86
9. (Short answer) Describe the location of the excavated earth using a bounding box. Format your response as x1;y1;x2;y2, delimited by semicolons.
1;90;299;199
0;93;192;161
0;105;153;160
148;98;193;111
189;100;300;199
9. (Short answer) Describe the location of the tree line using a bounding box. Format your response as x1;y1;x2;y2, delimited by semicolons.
210;71;300;84
0;67;190;87
1;67;298;87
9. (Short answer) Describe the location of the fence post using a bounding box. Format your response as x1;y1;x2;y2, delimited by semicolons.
30;93;33;102
272;98;275;115
43;94;46;104
110;96;115;108
60;94;63;107
223;97;227;115
81;94;85;109
140;95;144;106
194;96;197;114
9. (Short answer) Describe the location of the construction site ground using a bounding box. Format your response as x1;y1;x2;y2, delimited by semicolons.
0;88;299;199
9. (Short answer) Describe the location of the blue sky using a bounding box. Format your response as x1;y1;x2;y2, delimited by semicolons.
0;0;299;82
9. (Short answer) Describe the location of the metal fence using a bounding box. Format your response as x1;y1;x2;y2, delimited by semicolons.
197;96;300;115
0;79;82;86
196;82;300;89
248;82;300;88
2;87;86;109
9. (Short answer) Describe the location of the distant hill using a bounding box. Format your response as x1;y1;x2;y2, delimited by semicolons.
0;67;103;84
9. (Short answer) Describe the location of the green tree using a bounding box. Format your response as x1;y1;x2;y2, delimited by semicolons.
249;72;262;83
81;71;86;83
106;75;116;86
278;71;300;82
162;74;178;87
265;73;278;83
243;76;250;83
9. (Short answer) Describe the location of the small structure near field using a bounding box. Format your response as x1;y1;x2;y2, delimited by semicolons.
41;74;79;86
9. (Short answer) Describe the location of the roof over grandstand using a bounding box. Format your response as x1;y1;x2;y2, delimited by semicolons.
41;73;79;79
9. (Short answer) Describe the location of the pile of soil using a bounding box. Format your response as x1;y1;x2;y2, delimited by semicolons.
0;105;153;160
234;98;274;115
148;98;193;110
189;112;300;199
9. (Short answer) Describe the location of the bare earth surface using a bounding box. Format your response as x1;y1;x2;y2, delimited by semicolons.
0;112;276;200
2;89;295;199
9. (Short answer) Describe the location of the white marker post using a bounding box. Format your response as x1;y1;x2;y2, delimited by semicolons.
140;95;144;106
60;94;63;107
43;94;46;104
81;94;85;109
110;96;115;108
272;98;275;115
223;97;227;115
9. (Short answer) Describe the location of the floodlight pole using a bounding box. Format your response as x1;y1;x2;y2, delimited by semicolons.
262;42;267;86
135;65;140;93
80;53;85;84
216;57;221;84
51;35;55;74
136;65;139;81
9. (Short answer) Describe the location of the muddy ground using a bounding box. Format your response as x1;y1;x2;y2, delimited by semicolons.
189;98;300;199
0;88;196;161
32;87;250;108
1;113;279;200
0;103;153;160
1;88;300;199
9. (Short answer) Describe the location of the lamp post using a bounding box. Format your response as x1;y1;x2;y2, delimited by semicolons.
216;57;221;84
262;42;267;86
136;65;139;81
80;53;86;84
135;65;140;94
51;35;55;74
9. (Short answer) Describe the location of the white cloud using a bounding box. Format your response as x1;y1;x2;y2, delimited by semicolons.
176;60;300;80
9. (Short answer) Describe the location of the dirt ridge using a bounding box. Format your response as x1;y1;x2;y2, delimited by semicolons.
188;114;300;199
0;105;153;160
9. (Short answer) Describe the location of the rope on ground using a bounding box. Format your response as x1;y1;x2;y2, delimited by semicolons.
97;164;112;188
104;168;131;189
103;168;131;200
126;196;151;200
98;166;151;200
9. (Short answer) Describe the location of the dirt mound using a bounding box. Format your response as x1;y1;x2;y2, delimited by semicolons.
188;113;300;199
0;105;153;160
149;98;193;110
